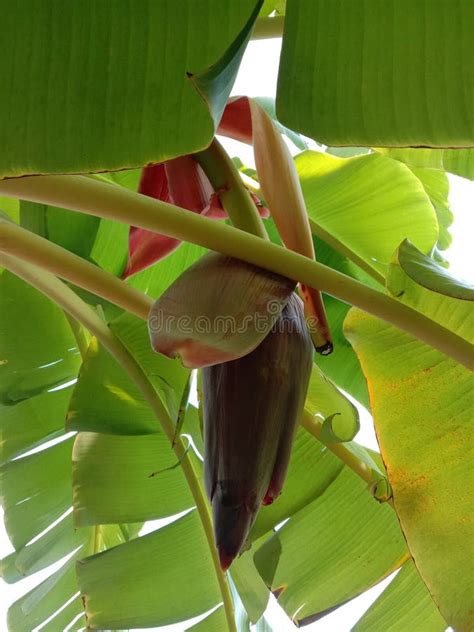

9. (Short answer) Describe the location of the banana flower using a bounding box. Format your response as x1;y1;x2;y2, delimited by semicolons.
148;99;330;569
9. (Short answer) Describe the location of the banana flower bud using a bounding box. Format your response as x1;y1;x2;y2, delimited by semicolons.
203;293;313;570
148;255;312;569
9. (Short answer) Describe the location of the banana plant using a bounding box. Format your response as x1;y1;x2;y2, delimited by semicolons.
0;2;473;632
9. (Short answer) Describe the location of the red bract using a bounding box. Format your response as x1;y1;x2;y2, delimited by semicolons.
123;139;267;278
122;157;223;278
217;96;253;144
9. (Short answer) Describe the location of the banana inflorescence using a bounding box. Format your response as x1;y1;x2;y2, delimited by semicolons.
146;97;330;572
202;292;313;569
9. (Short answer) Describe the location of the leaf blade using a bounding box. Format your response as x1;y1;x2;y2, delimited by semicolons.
398;239;474;300
0;1;259;177
278;1;474;146
254;468;407;625
345;275;474;630
77;511;223;629
353;560;446;632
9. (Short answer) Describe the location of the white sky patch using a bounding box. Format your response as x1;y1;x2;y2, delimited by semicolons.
12;431;76;461
38;358;64;369
445;174;474;282
138;508;195;537
47;377;78;393
343;390;379;451
181;433;204;462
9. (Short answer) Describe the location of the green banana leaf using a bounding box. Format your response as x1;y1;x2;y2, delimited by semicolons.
187;606;227;631
254;467;407;626
67;314;189;435
278;0;474;147
129;242;208;297
296;150;439;279
319;294;370;409
72;431;195;525
1;3;470;628
345;266;474;630
0;198;19;223
0;274;79;403
260;0;285;16
353;560;446;632
0;272;139;630
397;239;474;301
1;439;73;551
250;426;342;541
0;0;261;177
231;548;270;623
77;510;224;629
5;523;138;632
292;149;439;408
20;200;129;276
376;147;474;181
306;364;359;442
64;288;374;628
408;167;452;252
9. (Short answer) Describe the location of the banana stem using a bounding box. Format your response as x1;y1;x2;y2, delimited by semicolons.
0;174;472;370
173;371;193;447
252;16;285;40
0;219;152;319
196;138;268;239
301;410;394;506
0;252;237;632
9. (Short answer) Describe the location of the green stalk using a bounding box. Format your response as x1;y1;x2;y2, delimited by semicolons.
173;371;193;447
301;411;377;486
252;16;285;40
0;174;472;370
196;138;268;239
0;252;237;632
0;219;152;319
64;312;90;359
302;411;395;506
